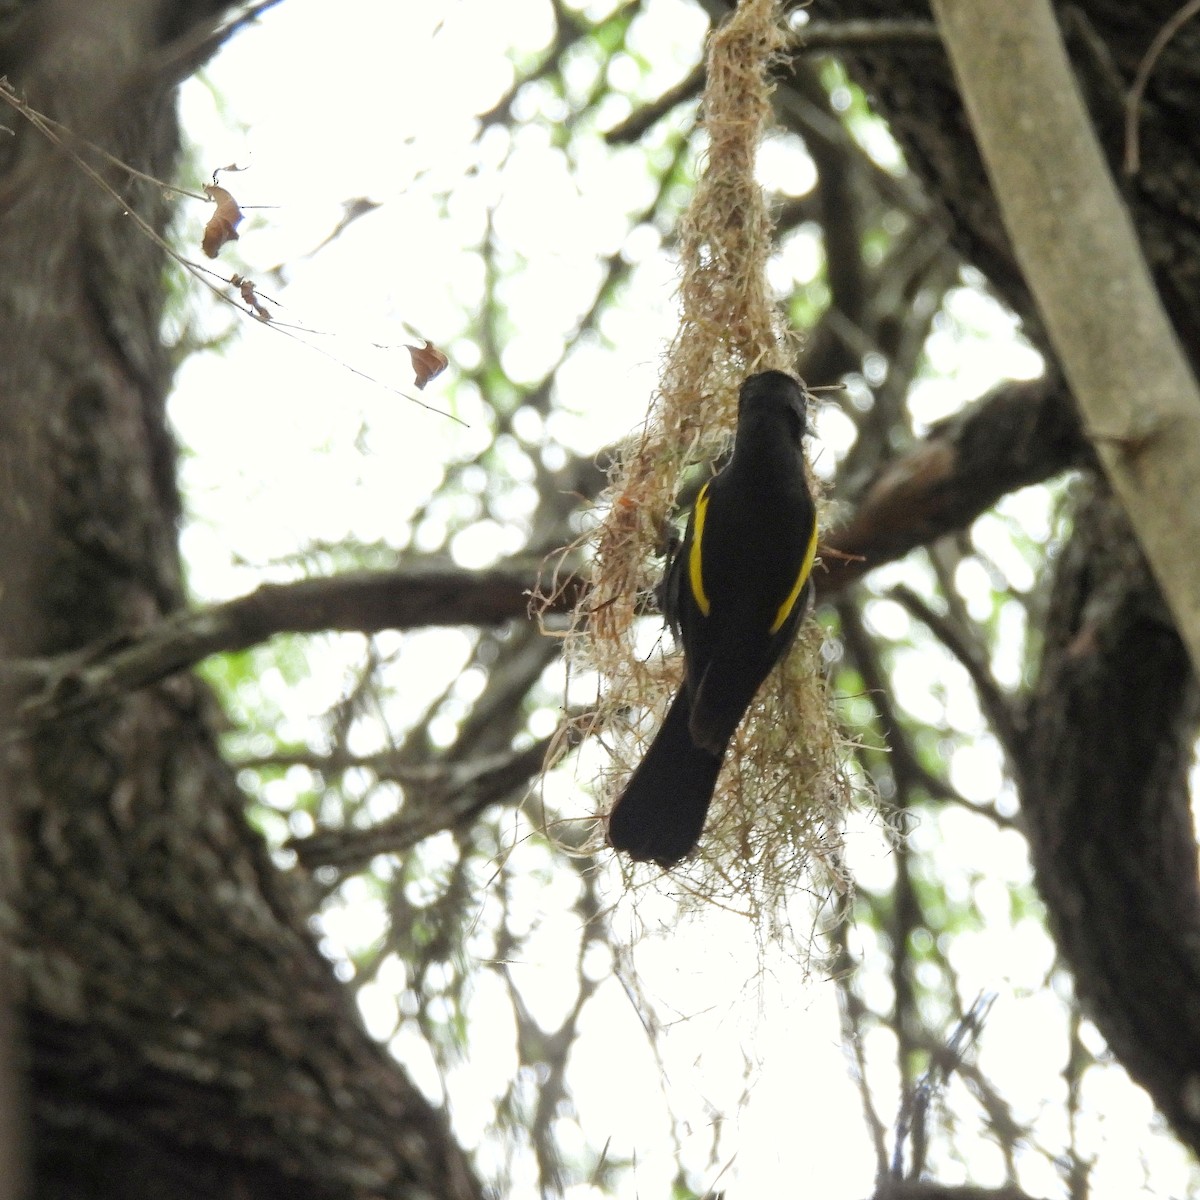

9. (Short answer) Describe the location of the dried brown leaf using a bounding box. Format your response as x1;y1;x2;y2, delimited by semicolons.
202;183;243;258
230;273;271;321
406;339;449;390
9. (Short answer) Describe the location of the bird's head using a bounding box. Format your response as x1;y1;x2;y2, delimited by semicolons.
737;370;810;440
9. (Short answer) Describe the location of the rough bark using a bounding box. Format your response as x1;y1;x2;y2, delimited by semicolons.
1025;484;1200;1148
0;4;480;1197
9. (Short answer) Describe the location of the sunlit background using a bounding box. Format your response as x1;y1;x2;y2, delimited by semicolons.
161;1;1199;1197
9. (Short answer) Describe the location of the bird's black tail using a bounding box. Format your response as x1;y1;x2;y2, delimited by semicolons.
607;688;725;868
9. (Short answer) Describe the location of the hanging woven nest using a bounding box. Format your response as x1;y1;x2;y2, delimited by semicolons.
546;0;852;922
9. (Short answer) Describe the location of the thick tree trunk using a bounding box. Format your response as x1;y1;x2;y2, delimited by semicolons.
0;5;480;1197
1025;484;1200;1148
800;0;1200;1155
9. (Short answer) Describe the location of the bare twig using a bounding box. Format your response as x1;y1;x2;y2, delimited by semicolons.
836;598;970;808
605;20;940;146
888;584;1027;781
892;994;996;1181
1123;0;1200;175
604;63;705;144
0;80;462;422
828;888;892;1181
285;731;570;870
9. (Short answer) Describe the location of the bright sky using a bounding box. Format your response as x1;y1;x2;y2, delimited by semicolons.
168;3;1194;1198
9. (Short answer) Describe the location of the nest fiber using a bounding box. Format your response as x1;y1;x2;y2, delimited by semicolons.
563;0;849;916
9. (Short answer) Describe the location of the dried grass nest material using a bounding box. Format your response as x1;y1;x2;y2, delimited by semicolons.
543;0;853;911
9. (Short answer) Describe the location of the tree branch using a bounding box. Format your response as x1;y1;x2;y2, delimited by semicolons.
5;559;580;728
793;18;941;51
873;1184;1044;1200
1;378;1090;727
819;376;1087;595
286;733;565;872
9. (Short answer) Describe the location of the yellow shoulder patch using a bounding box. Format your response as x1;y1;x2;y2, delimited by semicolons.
769;518;818;635
688;482;712;617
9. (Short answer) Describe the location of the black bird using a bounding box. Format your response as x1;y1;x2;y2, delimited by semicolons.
607;370;818;868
